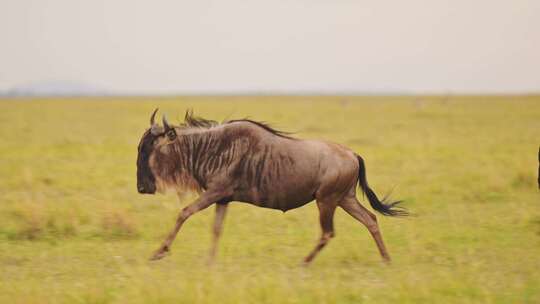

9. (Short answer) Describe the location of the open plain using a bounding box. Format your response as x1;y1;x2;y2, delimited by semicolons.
0;96;539;303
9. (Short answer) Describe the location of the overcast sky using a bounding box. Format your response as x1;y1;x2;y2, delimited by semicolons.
1;0;539;94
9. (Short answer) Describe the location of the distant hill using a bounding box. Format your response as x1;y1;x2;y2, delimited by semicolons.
0;82;416;97
1;81;110;97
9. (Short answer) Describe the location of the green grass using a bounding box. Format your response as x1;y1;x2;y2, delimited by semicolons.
0;96;539;303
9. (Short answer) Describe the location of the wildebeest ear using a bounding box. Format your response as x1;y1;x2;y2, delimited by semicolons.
163;115;171;132
166;129;177;140
162;115;176;140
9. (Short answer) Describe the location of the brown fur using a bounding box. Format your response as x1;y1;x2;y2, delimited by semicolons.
137;110;407;264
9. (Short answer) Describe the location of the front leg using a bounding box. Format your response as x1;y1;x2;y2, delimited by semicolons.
209;203;228;262
150;191;223;260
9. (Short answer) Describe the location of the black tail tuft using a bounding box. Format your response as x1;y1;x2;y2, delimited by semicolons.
356;155;408;217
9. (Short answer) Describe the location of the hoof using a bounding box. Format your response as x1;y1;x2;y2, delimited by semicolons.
301;259;312;267
149;247;169;261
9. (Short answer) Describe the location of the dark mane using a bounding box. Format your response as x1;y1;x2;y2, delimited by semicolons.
181;109;219;128
226;119;295;139
178;109;294;139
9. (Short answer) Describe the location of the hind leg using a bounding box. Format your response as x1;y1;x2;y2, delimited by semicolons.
340;197;391;262
303;200;337;265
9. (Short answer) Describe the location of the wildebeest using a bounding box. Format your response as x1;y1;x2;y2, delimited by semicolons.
137;109;407;264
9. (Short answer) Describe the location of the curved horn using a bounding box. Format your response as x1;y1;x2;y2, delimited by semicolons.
150;108;159;126
162;115;171;132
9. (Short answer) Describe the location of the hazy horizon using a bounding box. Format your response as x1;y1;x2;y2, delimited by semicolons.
1;1;539;95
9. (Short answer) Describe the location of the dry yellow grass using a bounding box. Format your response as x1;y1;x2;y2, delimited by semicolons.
0;96;539;303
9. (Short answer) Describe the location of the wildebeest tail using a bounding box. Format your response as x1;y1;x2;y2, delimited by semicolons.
356;155;408;217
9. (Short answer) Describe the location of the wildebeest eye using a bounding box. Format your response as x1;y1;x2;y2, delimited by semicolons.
166;129;177;140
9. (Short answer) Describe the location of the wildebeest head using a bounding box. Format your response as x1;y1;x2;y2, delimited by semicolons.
136;108;177;194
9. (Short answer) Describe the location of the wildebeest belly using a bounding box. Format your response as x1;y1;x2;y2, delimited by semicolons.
233;187;316;211
232;168;319;211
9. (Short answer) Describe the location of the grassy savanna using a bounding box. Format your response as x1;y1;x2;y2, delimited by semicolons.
0;96;539;303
